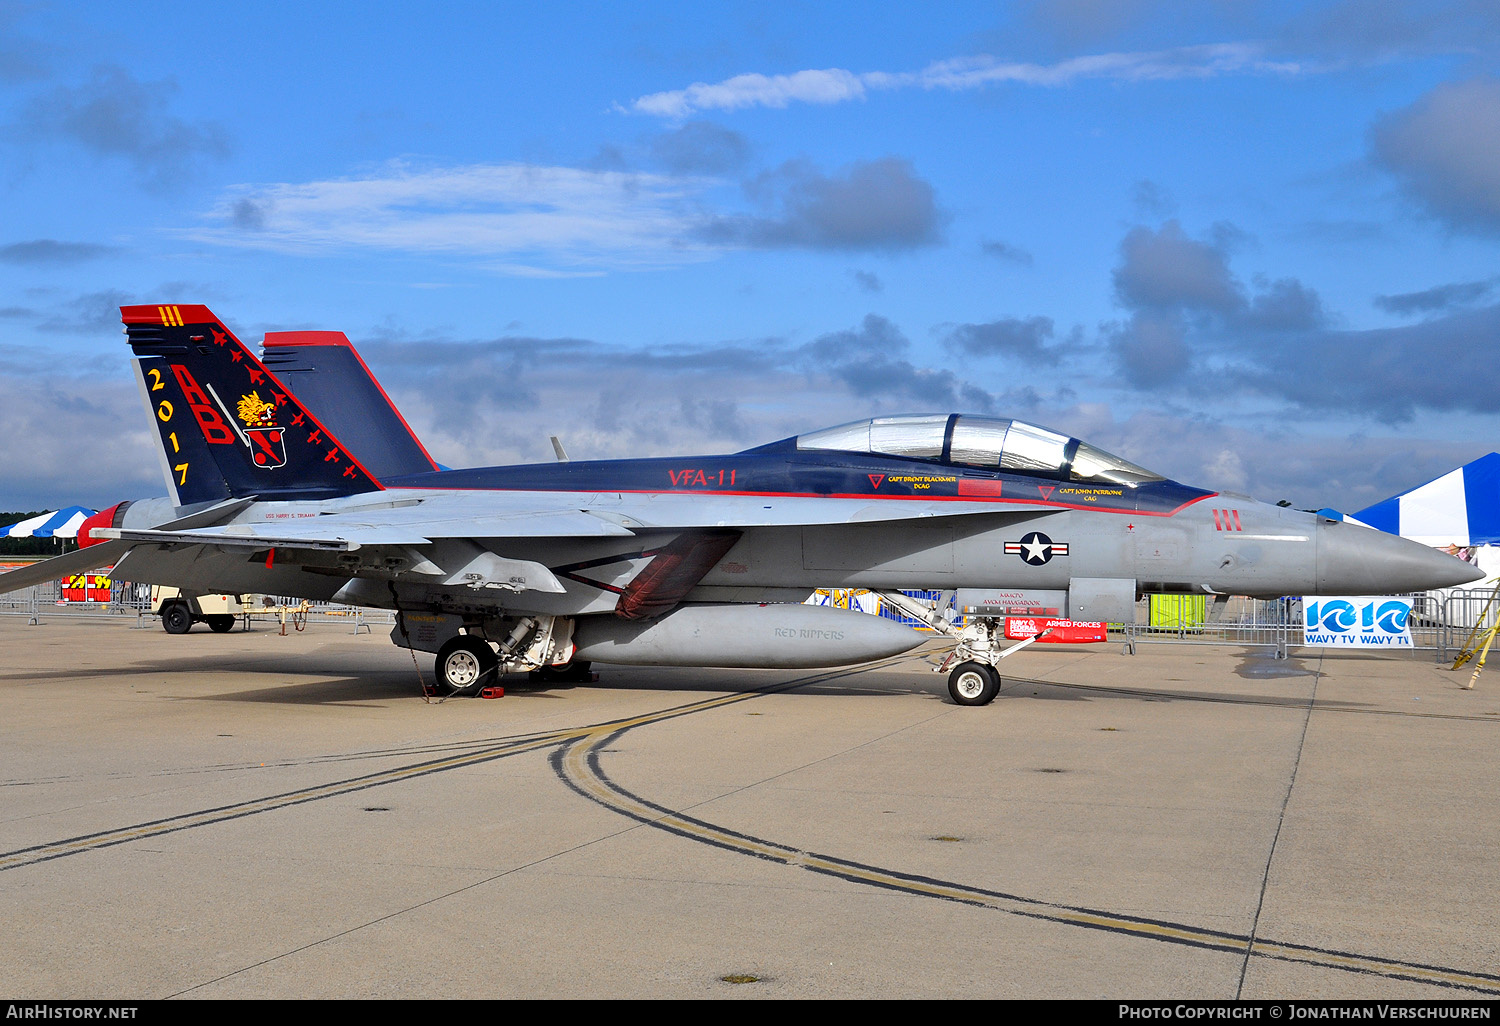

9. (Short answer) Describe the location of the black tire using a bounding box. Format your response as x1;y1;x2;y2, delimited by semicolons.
947;661;999;706
435;636;498;692
162;603;193;635
206;615;235;633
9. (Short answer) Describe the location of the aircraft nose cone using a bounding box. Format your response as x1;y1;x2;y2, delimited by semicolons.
1317;521;1485;593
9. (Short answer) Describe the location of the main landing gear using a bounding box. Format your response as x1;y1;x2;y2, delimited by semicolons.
428;617;580;695
435;636;499;692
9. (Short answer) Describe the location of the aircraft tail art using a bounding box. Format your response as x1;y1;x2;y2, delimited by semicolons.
260;330;441;480
122;305;384;502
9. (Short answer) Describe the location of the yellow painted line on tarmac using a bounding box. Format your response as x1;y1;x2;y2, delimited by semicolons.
0;733;561;870
0;684;801;873
557;716;1500;994
1251;939;1500;993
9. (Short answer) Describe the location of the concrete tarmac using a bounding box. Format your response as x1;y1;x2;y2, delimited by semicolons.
1;615;1497;999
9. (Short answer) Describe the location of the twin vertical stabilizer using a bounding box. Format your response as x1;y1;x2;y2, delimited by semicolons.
122;305;384;502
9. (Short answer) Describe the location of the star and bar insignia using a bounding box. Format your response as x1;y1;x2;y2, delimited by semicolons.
1004;531;1069;565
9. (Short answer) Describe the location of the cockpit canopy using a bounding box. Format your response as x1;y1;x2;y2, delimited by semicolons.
794;414;1164;487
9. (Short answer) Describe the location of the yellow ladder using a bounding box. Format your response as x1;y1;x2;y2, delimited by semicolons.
1451;581;1500;688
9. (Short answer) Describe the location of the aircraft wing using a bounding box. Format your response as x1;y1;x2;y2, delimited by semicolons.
577;491;1063;530
86;492;1062;554
2;490;1062;599
269;489;1065;537
94;505;637;550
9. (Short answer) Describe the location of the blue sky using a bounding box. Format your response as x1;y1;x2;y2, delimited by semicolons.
3;0;1499;511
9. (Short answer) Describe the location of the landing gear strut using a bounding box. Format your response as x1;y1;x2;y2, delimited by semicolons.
876;591;1043;707
421;617;579;696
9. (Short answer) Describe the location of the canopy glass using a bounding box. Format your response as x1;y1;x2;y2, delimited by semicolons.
795;414;1163;486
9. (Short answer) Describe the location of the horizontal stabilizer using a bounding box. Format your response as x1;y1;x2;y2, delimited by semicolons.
0;540;135;595
0;497;257;595
94;528;359;552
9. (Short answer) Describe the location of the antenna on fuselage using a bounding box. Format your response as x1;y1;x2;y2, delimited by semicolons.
549;436;570;463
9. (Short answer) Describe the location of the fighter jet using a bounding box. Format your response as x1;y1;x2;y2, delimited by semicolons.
0;305;1481;705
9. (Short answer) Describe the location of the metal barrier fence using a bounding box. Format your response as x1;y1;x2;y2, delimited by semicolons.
1120;596;1302;658
810;588;1491;660
1119;590;1498;661
0;580;397;633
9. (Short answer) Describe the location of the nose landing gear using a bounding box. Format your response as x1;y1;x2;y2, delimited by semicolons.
876;591;1066;707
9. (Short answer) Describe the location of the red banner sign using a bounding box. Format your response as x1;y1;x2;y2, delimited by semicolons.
1004;618;1108;643
62;574;113;603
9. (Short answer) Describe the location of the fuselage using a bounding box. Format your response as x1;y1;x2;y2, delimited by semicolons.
101;436;1481;616
101;307;1480;620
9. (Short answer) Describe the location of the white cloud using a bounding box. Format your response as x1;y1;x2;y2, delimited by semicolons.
633;68;867;118
631;43;1310;117
187;156;949;271
186;162;720;273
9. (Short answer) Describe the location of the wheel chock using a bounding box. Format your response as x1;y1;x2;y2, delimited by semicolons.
422;684;440;697
479;685;506;699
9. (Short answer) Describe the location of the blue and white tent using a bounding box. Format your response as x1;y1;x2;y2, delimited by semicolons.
0;507;97;539
1354;453;1500;547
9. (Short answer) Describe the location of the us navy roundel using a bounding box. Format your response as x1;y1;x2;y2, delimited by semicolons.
1004;532;1069;565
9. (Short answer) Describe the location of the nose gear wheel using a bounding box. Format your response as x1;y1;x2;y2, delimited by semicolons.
947;661;1000;706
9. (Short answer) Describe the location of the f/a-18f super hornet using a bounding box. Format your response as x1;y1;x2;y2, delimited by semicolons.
1;305;1481;705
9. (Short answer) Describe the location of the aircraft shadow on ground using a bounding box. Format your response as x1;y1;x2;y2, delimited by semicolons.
1001;676;1333;708
169;670;1330;710
188;668;950;705
7;653;1480;720
0;653;403;684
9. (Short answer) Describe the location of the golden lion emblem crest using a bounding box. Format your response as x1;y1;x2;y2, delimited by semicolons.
236;391;276;427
